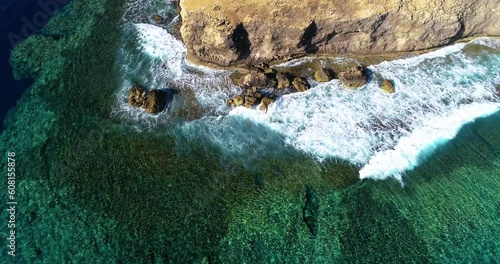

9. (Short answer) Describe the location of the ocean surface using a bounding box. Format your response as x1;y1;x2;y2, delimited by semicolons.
1;0;499;262
0;0;70;130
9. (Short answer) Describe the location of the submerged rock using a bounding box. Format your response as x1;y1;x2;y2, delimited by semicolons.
338;67;367;89
292;77;310;92
303;187;320;237
128;85;148;108
144;90;168;114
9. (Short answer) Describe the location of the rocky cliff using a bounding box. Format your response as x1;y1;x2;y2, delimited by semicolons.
179;0;499;66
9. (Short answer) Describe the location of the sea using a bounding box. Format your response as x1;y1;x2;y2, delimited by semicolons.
1;0;499;262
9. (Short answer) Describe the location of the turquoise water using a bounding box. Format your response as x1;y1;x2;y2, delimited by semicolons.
1;0;499;263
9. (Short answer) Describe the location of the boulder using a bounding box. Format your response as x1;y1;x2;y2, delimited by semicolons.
381;79;395;94
233;95;245;106
258;63;276;74
153;15;164;24
338;67;367;89
128;85;148;108
244;94;257;108
303;187;320;237
144;90;168;114
238;71;268;88
314;68;332;82
259;96;276;112
292;77;310;92
276;73;291;89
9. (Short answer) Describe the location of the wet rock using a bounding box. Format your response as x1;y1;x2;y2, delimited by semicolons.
153;15;164;24
338;66;367;89
381;79;395;94
144;90;168;114
244;94;257;108
495;84;500;94
303;187;320;237
238;71;268;88
233;95;245;106
276;73;291;90
128;85;148;108
259;96;275;112
258;63;276;74
292;77;310;92
314;68;333;82
180;0;499;67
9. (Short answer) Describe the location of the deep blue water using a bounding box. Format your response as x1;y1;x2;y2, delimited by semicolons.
0;0;67;130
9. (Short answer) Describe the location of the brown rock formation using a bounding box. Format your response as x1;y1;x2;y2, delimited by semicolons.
238;71;269;88
314;68;333;82
144;90;168;114
338;67;368;89
128;86;169;114
180;0;500;67
292;77;310;92
128;85;148;108
259;97;276;112
276;73;291;89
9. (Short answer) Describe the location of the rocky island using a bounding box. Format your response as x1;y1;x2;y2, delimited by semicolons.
180;0;499;67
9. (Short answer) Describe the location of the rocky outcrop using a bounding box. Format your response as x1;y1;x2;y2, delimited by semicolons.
338;67;367;89
292;77;310;92
238;71;269;88
128;85;148;108
314;68;333;82
381;79;395;93
144;90;169;114
303;187;320;237
180;0;500;67
259;97;276;112
127;86;169;114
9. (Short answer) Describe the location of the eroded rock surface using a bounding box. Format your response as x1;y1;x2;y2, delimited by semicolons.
180;0;499;66
338;67;367;89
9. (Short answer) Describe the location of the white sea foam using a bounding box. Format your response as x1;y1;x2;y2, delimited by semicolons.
133;23;186;79
113;22;239;124
359;103;500;181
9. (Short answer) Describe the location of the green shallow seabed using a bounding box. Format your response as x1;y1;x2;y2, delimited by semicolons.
1;0;499;263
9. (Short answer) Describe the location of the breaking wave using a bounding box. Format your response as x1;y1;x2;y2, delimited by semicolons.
114;16;500;181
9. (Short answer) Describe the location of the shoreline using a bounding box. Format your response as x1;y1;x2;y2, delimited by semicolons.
183;35;500;71
2;0;500;262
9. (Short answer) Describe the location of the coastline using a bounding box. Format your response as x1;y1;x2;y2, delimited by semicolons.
0;0;499;262
183;35;500;71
